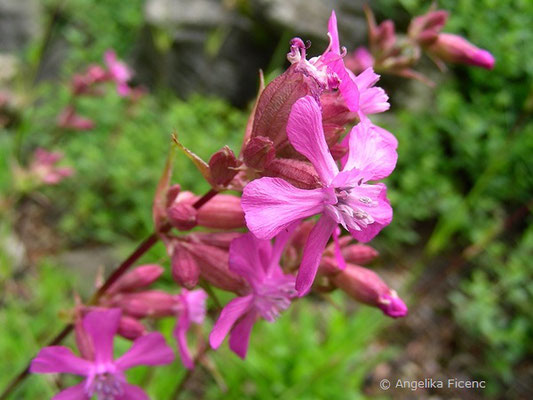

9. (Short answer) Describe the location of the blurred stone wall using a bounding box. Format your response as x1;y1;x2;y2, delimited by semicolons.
138;0;367;106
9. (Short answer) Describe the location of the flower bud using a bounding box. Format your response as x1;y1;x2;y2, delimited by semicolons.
374;20;396;56
180;241;247;294
251;64;318;148
169;192;245;230
345;47;375;74
113;290;177;318
408;10;449;45
332;264;407;318
263;158;321;189
167;202;198;231
242;136;276;171
208;146;241;186
118;316;147;340
107;264;164;295
166;184;182;207
342;244;379;265
196;194;245;229
172;243;200;289
427;33;494;69
190;232;241;250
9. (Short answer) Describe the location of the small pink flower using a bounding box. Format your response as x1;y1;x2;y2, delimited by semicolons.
30;148;74;185
174;289;208;369
288;11;360;112
242;96;397;295
31;309;174;400
345;47;374;73
57;106;94;131
104;50;133;97
209;231;297;359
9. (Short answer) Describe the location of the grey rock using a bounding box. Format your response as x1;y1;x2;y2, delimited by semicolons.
0;0;42;51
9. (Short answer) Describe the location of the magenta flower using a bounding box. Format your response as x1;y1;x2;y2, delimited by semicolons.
209;231;297;358
104;50;133;97
428;33;494;70
288;10;359;112
352;67;390;116
174;289;208;369
31;309;174;400
242;95;397;295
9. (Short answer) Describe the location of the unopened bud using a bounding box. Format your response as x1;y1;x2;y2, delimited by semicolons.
172;243;200;289
408;10;448;45
107;264;164;295
114;290;177;318
168;202;198;230
242;136;276;171
190;232;242;250
118;316;147;340
180;242;247;294
332;264;407;318
208;146;241;186
196;194;245;229
166;184;182;207
263;158;321;189
342;244;379;265
427;33;494;69
374;20;396;55
252;64;316;148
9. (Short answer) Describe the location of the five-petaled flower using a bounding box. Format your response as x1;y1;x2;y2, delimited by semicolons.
30;309;174;400
242;95;397;295
209;231;297;358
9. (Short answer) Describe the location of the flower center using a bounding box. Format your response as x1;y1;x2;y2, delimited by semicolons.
254;276;296;322
88;372;123;400
326;186;377;232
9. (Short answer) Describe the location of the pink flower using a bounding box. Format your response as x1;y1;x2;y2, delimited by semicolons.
57;106;94;131
242;95;397;295
352;67;390;116
174;289;208;369
30;309;174;400
209;231;297;358
30;148;74;185
104;50;133;97
345;46;374;74
288;11;359;112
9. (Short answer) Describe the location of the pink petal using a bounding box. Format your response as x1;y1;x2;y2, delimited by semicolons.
229;233;269;286
348;183;393;242
343;121;397;181
209;295;254;349
327;11;341;53
83;309;121;365
183;289;208;324
115;332;174;371
268;221;299;274
117;384;149;400
242;177;325;240
296;215;337;296
174;312;193;369
52;383;88;400
287;96;339;184
369;121;398;149
30;346;92;376
228;309;258;359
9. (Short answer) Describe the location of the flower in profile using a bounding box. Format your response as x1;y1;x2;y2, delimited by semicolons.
104;50;133;97
242;95;396;295
209;231;297;358
29;148;74;185
288;10;359;112
174;289;208;369
30;309;174;400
